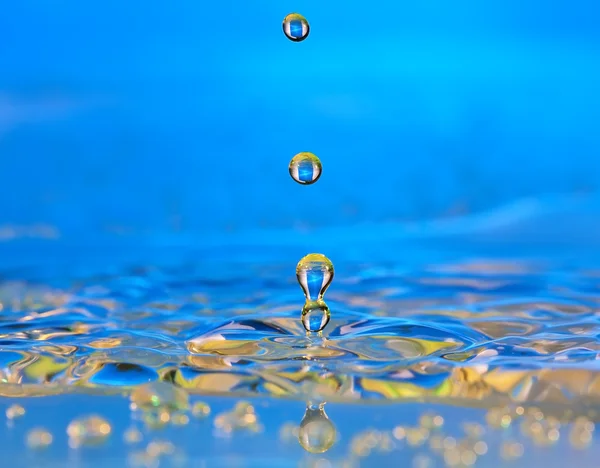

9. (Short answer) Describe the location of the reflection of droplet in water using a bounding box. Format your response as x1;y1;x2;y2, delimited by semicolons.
297;254;334;333
298;403;336;454
26;428;53;450
282;13;310;42
67;415;112;448
302;300;331;333
289;152;322;185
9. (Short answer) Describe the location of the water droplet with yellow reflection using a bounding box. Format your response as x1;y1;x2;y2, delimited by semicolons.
282;13;310;43
296;254;334;333
301;300;331;334
298;403;336;454
289;152;322;185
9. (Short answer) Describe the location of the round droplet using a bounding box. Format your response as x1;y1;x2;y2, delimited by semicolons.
289;152;322;185
302;300;331;333
298;404;336;454
282;13;310;42
296;254;334;302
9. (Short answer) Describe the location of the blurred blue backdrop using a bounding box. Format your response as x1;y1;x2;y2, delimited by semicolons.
1;0;599;243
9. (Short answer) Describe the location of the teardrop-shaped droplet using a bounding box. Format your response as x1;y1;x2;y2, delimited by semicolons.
298;403;336;454
296;253;334;302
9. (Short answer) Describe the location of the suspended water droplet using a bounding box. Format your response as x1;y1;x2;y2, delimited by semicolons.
282;13;310;43
296;254;334;333
296;254;334;302
289;152;322;185
298;403;336;454
302;300;331;333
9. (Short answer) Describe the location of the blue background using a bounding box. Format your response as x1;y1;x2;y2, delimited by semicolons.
1;0;599;242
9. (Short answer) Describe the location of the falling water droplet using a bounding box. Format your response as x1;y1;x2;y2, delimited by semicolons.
298;403;336;454
296;254;334;333
289;152;322;185
282;13;310;43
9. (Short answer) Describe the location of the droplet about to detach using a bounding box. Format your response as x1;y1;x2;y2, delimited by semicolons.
296;254;334;302
302;300;331;333
282;13;310;42
298;403;336;454
289;152;322;185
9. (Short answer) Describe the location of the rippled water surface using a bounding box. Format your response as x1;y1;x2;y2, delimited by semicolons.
3;236;600;467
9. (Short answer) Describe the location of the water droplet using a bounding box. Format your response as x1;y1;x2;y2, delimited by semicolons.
296;254;334;302
282;13;310;42
289;152;322;185
26;427;53;450
298;403;336;454
297;254;334;333
67;415;112;448
302;300;331;333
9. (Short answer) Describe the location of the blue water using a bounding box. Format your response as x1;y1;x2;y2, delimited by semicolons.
2;1;600;466
1;198;600;466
